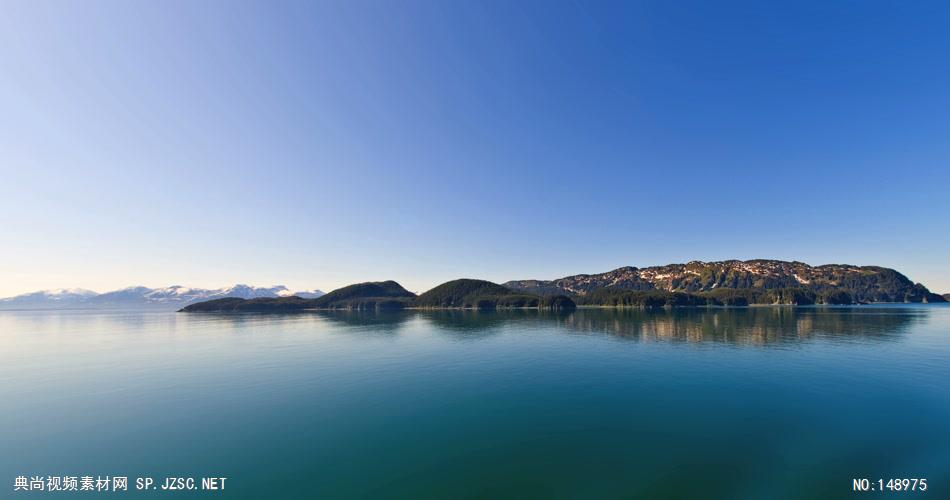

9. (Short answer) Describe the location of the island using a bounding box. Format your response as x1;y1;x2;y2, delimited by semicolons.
414;279;575;310
505;260;946;306
181;278;577;312
180;260;946;312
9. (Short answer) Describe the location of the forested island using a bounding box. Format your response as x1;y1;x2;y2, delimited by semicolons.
180;260;946;312
181;278;577;312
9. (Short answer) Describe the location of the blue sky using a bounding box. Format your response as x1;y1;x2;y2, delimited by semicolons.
1;0;949;296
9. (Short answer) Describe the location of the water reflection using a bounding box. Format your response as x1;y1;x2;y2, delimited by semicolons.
416;309;568;334
0;306;928;346
555;307;923;345
1;305;946;500
313;310;410;335
312;306;925;345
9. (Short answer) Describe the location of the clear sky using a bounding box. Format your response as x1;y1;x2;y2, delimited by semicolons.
1;0;949;296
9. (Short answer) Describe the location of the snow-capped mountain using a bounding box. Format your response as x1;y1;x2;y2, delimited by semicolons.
0;288;99;307
0;285;325;310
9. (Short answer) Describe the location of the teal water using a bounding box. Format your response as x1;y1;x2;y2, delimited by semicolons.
2;306;949;498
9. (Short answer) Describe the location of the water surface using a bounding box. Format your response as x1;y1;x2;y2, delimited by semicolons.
2;306;948;498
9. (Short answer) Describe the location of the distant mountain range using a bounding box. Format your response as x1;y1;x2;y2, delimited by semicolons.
504;260;945;304
0;285;325;310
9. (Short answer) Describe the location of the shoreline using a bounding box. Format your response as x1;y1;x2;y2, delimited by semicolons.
177;302;949;313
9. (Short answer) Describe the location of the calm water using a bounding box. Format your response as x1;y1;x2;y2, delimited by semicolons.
2;306;949;498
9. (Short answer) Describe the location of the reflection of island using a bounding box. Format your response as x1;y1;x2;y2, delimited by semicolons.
16;306;923;348
552;307;921;345
302;307;922;346
312;310;412;334
344;307;923;345
417;309;573;337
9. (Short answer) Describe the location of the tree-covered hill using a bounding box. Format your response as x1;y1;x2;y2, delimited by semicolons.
182;278;575;312
414;279;510;308
414;278;575;310
181;280;415;312
311;280;415;309
179;296;314;312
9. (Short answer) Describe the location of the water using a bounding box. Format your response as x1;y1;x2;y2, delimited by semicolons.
2;306;948;498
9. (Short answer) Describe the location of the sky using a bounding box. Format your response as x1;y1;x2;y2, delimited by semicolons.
1;0;949;296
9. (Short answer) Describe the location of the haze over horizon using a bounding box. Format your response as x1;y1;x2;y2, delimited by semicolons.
3;1;949;297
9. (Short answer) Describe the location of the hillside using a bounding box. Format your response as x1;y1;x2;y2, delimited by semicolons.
414;279;575;310
311;280;416;309
181;281;415;312
179;296;314;312
414;279;511;308
505;260;945;305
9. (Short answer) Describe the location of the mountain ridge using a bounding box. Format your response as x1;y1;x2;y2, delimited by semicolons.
504;259;945;304
181;279;577;312
0;284;325;310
